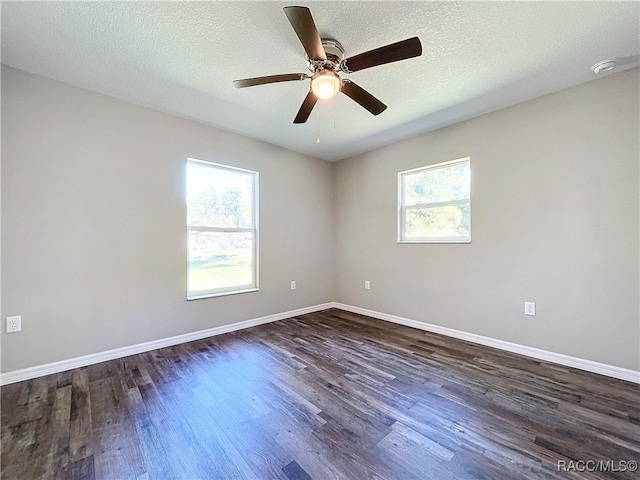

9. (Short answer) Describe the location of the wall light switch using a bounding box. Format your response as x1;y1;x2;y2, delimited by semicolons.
364;280;371;290
291;281;296;290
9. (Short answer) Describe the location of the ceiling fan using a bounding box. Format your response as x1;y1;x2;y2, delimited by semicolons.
233;6;422;124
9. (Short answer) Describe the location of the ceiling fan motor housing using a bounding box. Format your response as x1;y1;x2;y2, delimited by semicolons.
307;39;345;73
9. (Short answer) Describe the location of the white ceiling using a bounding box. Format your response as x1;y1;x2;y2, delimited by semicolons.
2;1;638;161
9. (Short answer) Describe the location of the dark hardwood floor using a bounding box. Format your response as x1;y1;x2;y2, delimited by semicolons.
2;308;639;479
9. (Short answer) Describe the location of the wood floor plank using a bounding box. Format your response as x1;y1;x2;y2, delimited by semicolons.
69;369;92;463
2;308;639;479
70;454;94;480
124;385;177;479
257;408;346;480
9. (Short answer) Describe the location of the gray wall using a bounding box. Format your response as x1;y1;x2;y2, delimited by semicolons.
3;65;638;374
334;68;639;371
1;66;334;373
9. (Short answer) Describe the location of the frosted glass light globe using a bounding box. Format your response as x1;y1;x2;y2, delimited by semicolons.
311;71;341;99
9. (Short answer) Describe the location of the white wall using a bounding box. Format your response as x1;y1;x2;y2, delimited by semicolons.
1;66;334;373
333;68;639;371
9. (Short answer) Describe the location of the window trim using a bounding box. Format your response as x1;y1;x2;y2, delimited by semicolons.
186;158;259;300
397;157;471;244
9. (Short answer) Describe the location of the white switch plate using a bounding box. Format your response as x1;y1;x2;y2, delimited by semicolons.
364;280;371;290
524;302;536;316
290;280;296;290
6;316;21;333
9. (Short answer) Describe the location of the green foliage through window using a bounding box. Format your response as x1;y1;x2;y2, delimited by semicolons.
186;159;258;298
399;158;470;242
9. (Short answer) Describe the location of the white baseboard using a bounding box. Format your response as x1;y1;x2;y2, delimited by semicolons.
331;303;640;384
3;301;638;386
0;303;334;386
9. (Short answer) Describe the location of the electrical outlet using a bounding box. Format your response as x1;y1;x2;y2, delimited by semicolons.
364;280;371;290
291;280;296;290
6;316;21;333
524;302;536;316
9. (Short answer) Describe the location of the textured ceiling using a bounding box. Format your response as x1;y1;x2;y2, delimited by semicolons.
2;1;638;161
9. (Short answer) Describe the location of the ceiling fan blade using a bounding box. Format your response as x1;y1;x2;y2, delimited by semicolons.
293;91;318;123
340;81;387;116
233;73;307;88
283;6;326;62
342;37;422;73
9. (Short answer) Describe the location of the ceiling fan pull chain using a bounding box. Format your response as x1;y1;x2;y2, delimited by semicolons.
316;101;321;143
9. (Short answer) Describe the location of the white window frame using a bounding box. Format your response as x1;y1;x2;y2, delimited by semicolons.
187;158;259;300
398;157;471;244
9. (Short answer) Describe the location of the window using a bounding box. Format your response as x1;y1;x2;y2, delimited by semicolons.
398;157;470;243
186;159;258;299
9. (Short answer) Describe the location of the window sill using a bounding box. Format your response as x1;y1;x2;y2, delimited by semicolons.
187;288;259;301
397;238;471;244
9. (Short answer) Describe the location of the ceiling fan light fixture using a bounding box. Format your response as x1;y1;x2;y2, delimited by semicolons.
311;70;341;99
